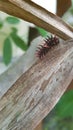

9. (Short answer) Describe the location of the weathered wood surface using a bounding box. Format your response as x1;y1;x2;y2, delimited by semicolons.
0;0;73;40
0;39;73;130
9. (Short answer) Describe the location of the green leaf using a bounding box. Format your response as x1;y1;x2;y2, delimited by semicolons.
55;90;73;118
6;16;20;24
11;27;18;34
37;27;48;37
70;8;73;15
3;37;12;65
10;33;28;51
0;21;3;29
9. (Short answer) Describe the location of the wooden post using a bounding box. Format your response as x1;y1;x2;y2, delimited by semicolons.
57;0;71;17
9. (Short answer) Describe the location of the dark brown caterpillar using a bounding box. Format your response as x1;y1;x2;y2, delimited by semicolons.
36;35;59;59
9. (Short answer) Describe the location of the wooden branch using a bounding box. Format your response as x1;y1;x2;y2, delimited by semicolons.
0;0;73;40
0;39;73;130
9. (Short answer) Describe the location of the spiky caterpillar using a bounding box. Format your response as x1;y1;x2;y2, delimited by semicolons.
36;35;59;59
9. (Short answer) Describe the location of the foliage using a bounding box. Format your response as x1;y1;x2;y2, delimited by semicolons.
3;37;12;65
43;90;73;130
55;90;73;118
0;15;48;65
0;21;3;29
36;27;48;37
5;16;20;24
0;16;28;65
10;31;28;51
0;15;49;65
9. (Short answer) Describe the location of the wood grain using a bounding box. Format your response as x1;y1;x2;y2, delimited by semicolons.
0;0;73;40
0;39;73;130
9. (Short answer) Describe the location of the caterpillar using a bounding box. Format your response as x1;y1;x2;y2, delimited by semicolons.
36;35;59;59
